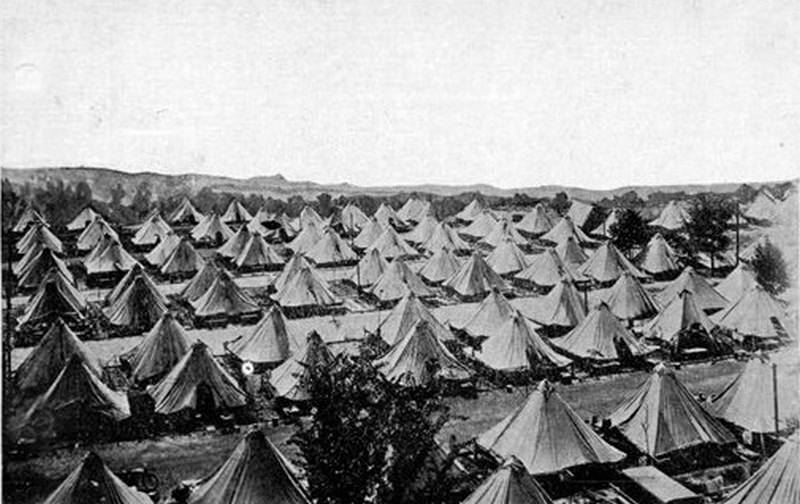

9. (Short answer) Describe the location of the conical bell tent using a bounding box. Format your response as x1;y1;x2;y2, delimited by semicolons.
368;259;434;303
188;429;311;504
525;277;586;329
271;254;313;293
374;320;473;387
76;217;118;251
405;215;440;244
480;219;528;248
455;199;485;222
461;457;553;504
577;242;647;284
443;252;507;299
540;216;597;247
350;248;389;288
366;227;417;260
227;306;301;366
637;233;681;277
715;263;758;305
67;206;100;232
145;231;181;267
84;242;139;278
457;288;516;338
566;200;595;228
515;249;573;289
42;452;151;504
374;203;405;229
486;238;529;276
711;285;791;341
104;275;167;329
286;221;323;255
643;290;717;351
217;226;253;259
169;197;204;225
299;205;325;229
17;247;73;289
274;265;341;310
604;272;660;321
107;263;160;306
657;266;728;313
270;332;334;402
233;234;283;270
13;205;46;234
376;292;456;345
17;269;87;328
306;228;357;265
516;203;555;236
461;211;499;239
555;236;588;276
23;355;130;439
477;380;625;474
720;436;799;504
649;200;691;230
16;318;102;394
419;247;461;284
191;213;234;243
149;341;247;415
191;270;260;319
353;217;385;250
131;213;173;247
222;199;253;223
609;364;735;457
161;238;205;276
476;311;572;372
422;222;471;254
552;302;646;361
182;261;221;302
710;352;800;433
126;312;192;383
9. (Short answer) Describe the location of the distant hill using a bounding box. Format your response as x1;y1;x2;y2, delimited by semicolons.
0;166;784;203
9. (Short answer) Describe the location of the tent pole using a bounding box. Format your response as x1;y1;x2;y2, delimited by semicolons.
772;363;780;436
735;203;740;265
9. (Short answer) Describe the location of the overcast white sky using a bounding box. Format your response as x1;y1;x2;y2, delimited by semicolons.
2;0;798;189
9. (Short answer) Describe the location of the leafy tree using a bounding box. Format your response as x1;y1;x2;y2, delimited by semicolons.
608;209;650;258
685;194;733;274
316;193;334;217
293;351;457;504
1;180;20;233
550;191;571;216
110;183;126;207
130;181;153;218
751;242;789;295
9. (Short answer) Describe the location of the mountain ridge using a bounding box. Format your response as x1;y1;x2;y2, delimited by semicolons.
1;166;787;203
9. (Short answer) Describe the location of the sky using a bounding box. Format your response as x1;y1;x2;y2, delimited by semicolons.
1;0;798;189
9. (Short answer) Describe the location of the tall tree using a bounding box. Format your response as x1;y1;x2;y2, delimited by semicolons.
292;351;457;504
550;191;571;216
685;194;733;274
751;242;789;295
609;209;650;258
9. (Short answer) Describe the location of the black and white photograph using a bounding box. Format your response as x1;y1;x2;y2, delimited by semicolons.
1;1;798;503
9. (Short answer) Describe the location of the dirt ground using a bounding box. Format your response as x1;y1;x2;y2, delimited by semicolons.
3;358;745;504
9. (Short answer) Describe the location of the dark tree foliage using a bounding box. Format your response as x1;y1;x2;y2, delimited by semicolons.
316;193;334;217
751;242;789;295
685;194;734;273
130;180;153;219
2;179;21;233
292;352;458;504
608;209;650;258
550;191;571;216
